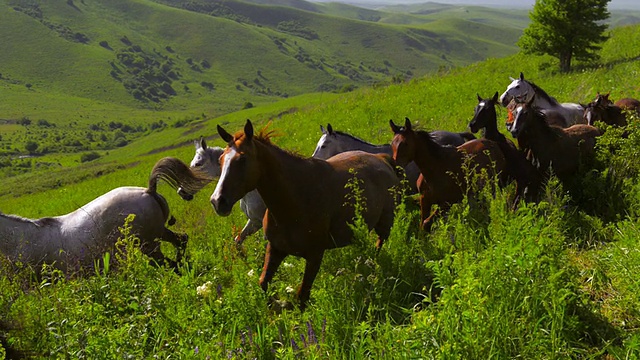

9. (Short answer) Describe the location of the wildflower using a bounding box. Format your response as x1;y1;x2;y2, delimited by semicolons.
282;262;294;268
247;269;255;277
285;286;295;294
197;281;214;297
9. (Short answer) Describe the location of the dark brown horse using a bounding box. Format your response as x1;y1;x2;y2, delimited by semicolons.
508;96;602;184
390;117;507;231
469;92;542;203
210;120;401;310
583;94;627;127
614;97;640;116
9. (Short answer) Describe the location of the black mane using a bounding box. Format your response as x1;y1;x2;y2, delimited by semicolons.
526;80;559;106
333;130;377;146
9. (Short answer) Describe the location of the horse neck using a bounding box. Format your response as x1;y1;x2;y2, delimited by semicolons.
205;148;223;177
518;112;558;161
338;134;390;154
412;132;455;178
532;87;559;108
252;140;312;216
480;108;503;140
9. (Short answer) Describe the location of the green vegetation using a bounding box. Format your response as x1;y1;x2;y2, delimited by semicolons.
519;0;611;72
2;2;640;358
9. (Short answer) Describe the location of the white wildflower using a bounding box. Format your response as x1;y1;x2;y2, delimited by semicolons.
285;286;295;294
247;269;255;277
282;262;294;268
196;281;213;297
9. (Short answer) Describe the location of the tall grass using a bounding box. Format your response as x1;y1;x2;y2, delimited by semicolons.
2;23;640;359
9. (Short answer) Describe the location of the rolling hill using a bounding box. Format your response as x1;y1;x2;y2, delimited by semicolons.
0;0;523;117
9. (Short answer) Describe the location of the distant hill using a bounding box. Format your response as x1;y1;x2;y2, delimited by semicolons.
0;0;523;118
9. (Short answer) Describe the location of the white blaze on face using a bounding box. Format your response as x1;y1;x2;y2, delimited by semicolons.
513;105;524;130
479;101;486;108
311;134;327;158
212;148;237;202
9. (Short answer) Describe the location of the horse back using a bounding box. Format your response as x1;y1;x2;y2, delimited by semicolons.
615;98;640;113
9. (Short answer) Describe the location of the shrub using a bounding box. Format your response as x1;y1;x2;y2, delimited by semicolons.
80;151;101;163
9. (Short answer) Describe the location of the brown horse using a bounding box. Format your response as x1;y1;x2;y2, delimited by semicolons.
390;117;507;231
583;94;627;127
508;96;602;184
469;92;542;203
210;120;401;310
613;95;640;116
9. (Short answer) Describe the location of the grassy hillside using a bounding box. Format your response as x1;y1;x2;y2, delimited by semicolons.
2;13;640;360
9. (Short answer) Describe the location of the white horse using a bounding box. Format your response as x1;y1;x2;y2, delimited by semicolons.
499;72;585;127
179;137;266;245
0;158;189;272
311;123;476;194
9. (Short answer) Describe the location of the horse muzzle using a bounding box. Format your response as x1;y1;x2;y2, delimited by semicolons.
177;187;194;201
211;195;233;216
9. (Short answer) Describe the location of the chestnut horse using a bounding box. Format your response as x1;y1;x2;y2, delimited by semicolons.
508;96;602;184
211;120;401;310
469;92;542;203
390;117;507;231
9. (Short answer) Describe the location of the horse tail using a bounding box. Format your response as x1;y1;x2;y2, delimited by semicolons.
147;157;212;195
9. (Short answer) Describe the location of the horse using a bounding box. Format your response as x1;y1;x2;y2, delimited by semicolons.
499;72;584;126
390;117;507;231
583;94;627;127
210;120;401;310
507;96;602;184
178;137;267;245
311;123;476;194
469;92;542;203
614;97;640;116
0;157;192;273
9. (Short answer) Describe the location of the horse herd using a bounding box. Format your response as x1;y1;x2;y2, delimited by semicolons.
2;72;638;310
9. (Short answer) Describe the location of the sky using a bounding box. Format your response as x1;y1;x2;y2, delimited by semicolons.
310;0;640;10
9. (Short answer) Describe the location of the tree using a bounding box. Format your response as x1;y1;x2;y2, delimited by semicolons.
518;0;610;73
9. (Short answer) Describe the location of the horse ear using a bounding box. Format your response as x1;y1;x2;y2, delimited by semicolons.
244;119;254;140
327;123;334;135
217;124;233;143
320;124;326;134
389;119;401;134
519;72;525;81
492;92;499;102
200;136;208;150
477;93;483;102
404;117;412;131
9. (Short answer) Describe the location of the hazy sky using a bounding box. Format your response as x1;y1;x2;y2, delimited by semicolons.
313;0;640;10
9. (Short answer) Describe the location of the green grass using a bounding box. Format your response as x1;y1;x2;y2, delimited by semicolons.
2;15;640;360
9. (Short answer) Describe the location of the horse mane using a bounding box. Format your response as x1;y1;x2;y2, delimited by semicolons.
525;80;559;105
414;130;448;155
333;130;376;146
252;127;308;159
0;212;58;227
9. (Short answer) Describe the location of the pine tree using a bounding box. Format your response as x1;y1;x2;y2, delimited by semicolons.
518;0;610;73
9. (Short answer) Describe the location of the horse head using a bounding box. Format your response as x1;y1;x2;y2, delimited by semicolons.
500;72;534;107
390;117;417;168
508;95;537;137
469;92;499;133
211;120;260;216
312;123;338;159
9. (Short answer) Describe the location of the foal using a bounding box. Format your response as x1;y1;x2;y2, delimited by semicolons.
390;117;507;231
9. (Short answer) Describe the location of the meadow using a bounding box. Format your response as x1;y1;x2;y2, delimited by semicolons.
1;20;640;360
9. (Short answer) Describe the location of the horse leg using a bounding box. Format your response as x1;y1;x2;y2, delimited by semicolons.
259;242;287;292
374;209;394;251
235;218;262;245
420;195;434;231
298;251;325;311
161;227;188;264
